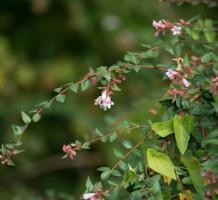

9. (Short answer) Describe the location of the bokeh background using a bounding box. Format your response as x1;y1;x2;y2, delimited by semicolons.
0;0;217;199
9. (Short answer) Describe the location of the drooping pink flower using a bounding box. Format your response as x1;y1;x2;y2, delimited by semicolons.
171;25;182;35
182;78;190;87
94;90;114;111
62;144;76;160
166;69;179;80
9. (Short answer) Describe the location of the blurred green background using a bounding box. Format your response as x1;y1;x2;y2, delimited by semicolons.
0;0;217;199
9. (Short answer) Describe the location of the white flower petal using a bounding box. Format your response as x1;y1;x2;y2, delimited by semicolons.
83;193;95;199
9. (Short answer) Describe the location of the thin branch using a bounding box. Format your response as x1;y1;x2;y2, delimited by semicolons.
88;125;143;144
111;138;145;171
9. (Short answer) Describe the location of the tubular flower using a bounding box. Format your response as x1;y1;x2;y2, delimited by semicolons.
94;90;114;111
171;25;182;35
166;69;179;80
152;19;173;36
182;78;190;87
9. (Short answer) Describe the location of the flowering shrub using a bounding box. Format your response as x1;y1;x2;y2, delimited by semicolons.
1;2;218;200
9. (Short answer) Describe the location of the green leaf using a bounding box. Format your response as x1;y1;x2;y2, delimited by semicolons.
118;120;130;129
164;46;174;55
211;102;218;113
201;52;218;63
146;148;176;180
85;177;93;191
70;84;79;93
109;134;117;142
56;94;66;103
111;84;121;91
181;156;205;197
119;161;128;171
151;119;174;137
202;139;218;147
32;113;41;123
21;111;31;124
100;136;107;143
182;177;192;185
204;19;215;43
111;169;121;177
124;53;140;64
122;140;133;149
113;149;123;159
174;114;192;155
81;142;90;149
12;125;23;137
81;80;91;91
94;128;103;137
97;167;110;172
101;170;111;181
54;87;62;93
97;66;111;81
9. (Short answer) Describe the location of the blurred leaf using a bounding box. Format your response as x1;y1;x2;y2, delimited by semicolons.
122;141;133;149
32;113;41;123
21;111;31;124
81;80;91;91
181;156;204;196
56;94;66;103
70;84;79;93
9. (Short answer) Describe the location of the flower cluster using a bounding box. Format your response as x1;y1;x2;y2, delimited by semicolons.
0;148;15;165
202;169;218;200
94;90;114;111
202;169;217;185
165;69;180;80
152;19;190;36
62;143;78;160
166;68;190;87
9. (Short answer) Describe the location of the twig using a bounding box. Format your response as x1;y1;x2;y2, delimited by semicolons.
111;138;145;171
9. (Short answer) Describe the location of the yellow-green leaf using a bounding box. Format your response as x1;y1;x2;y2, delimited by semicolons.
174;114;192;155
151;119;174;137
181;156;204;197
147;148;176;180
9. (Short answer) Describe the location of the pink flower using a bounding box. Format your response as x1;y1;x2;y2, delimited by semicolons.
62;144;76;160
166;69;179;80
152;19;173;36
182;78;190;87
94;90;114;111
171;25;182;35
152;20;165;29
